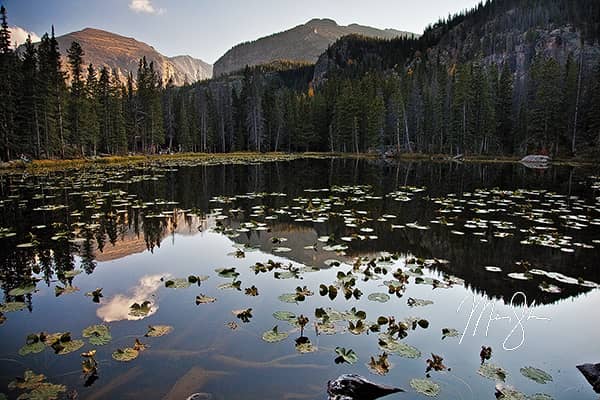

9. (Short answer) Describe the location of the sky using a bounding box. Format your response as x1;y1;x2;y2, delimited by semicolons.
2;0;482;64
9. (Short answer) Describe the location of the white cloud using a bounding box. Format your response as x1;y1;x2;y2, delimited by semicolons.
8;26;41;48
129;0;165;15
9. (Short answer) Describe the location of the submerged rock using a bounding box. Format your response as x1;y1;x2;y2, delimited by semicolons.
327;374;404;400
576;363;600;393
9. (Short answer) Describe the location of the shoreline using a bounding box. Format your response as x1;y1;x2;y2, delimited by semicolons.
0;152;597;173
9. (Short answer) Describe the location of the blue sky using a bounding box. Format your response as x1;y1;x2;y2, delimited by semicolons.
3;0;482;63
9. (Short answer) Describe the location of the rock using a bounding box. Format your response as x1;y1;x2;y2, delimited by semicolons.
576;363;600;393
327;374;404;400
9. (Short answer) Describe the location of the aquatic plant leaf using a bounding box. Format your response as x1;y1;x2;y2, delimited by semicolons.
520;367;553;384
196;294;216;304
215;268;239;278
18;341;46;356
478;363;507;381
82;324;111;346
368;293;390;303
233;308;253;323
217;280;241;290
128;301;152;317
441;328;460;339
273;311;296;323
378;335;421;358
8;284;36;297
407;297;434;307
278;293;298;304
334;347;358;364
165;278;191;289
410;378;440;397
245;285;259;296
527;394;554;400
145;325;173;337
494;383;527;400
368;353;391;376
16;382;67;400
111;347;139;362
295;336;317;353
54;285;79;297
426;354;447;372
261;326;289;343
56;339;84;355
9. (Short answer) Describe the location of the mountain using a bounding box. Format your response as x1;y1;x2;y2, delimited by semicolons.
49;28;212;85
213;18;416;76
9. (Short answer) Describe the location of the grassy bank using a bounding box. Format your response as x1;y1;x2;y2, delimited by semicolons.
0;152;597;173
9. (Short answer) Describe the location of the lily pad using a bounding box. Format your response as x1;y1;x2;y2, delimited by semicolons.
128;301;152;317
478;363;507;381
145;325;173;337
441;328;460;339
111;347;139;362
0;302;27;312
82;324;112;346
295;337;317;353
196;294;216;304
56;339;84;355
215;268;239;278
378;335;421;358
368;293;390;303
273;311;297;323
407;297;434;307
165;278;191;289
410;378;440;397
8;371;66;400
54;285;79;297
278;293;298;304
18;338;46;356
494;383;527;400
520;367;553;384
334;347;358;364
261;326;289;343
368;353;392;376
8;284;36;297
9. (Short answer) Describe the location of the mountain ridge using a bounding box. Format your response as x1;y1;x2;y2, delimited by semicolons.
213;18;417;76
32;27;213;85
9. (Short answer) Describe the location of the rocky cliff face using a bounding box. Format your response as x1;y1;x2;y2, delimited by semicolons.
50;28;212;85
213;18;416;77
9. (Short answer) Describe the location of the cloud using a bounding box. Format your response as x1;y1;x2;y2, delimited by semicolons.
96;274;167;322
129;0;165;15
8;26;41;48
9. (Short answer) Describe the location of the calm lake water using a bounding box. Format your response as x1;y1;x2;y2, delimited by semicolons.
0;158;599;400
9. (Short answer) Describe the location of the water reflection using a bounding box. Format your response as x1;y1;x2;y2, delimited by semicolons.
96;274;164;322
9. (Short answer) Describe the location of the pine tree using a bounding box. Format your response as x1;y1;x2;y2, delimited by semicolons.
0;5;19;160
84;63;100;155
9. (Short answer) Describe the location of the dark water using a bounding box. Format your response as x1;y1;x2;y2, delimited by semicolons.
0;158;599;399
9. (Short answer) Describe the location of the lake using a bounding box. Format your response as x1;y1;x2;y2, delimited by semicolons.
0;157;599;399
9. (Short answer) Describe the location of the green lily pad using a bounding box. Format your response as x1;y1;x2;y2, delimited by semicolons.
407;297;434;307
128;301;152;317
378;334;421;358
494;383;527;400
165;278;191;289
18;341;46;356
520;367;553;384
215;268;239;278
262;326;289;343
527;394;554;400
295;337;317;353
441;328;460;339
54;285;79;297
56;339;84;355
9;371;66;400
196;294;216;304
111;347;139;362
278;293;298;303
410;378;440;397
334;347;358;364
82;324;112;345
8;284;36;297
368;293;390;303
145;325;173;337
478;363;507;381
273;311;297;323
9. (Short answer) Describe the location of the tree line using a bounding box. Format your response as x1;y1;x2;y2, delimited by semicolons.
1;1;599;160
